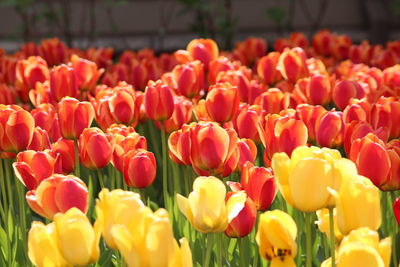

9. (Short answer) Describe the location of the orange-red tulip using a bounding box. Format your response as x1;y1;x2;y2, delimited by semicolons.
277;47;309;83
181;38;219;67
30;103;61;142
13;150;62;190
205;82;240;123
295;104;327;142
315;111;344;148
171;60;204;98
394;196;400;226
0;83;16;105
58;97;94;140
70;54;104;92
216;68;252;103
26;174;88;219
332;80;365;110
237;138;257;170
144;80;174;121
122;149;156;188
384;140;400;191
51;138;76;174
38;38;67;66
306;74;332;105
78;127;115;169
233;37;267;66
27;127;51;151
50;64;78;102
86;47;114;69
257;52;282;85
208;56;238;85
254;88;287;114
235;104;264;143
168;123;193;166
156;95;193;133
312;29;333;56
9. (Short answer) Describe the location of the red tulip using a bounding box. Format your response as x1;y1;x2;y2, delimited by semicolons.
277;47;309;83
144;80;174;121
306;74;332;105
70;54;104;92
237;138;257;170
50;64;78;102
257;52;282;85
27;127;51;151
332;80;365;110
235;104;264;143
122;149;156;188
38;38;67;66
315;111;344;148
171;60;204;98
51;138;76;174
205;82;240;123
156;96;193;133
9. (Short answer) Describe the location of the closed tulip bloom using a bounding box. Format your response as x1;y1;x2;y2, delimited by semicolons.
321;227;391;267
70;54;104;92
168;123;194;166
144;80;174;121
225;191;257;238
177;176;228;233
122;149;156;188
332;80;365;110
256;210;297;266
171;60;204;98
30;103;60;142
186;38;219;67
240;161;277;211
51;138;76;174
50;64;78;102
78;127;114;169
38;38;67;66
58;97;94;139
277;47;309;83
330;174;381;235
216;69;252;103
26;174;88;220
237;139;257;169
28;221;69;267
254;88;287;115
205;82;240;123
257;52;282;85
295;104;327;142
53;208;100;266
208;56;238;85
315;111;344;148
235;105;264;143
108;82;137;125
156;96;193;133
0;105;35;152
306;74;332;105
13;149;62;190
27;127;51;151
272;146;358;212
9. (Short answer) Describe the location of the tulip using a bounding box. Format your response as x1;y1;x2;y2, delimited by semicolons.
306;74;332;105
78;127;115;169
15;56;50;102
257;52;282;85
171;60;204;98
233;37;266;66
205;82;240;123
332;80;365;110
321;228;391;267
58;97;94;139
38;38;67;66
272;146;358;212
0;105;35;152
315;111;344;148
53;208;100;266
30;103;61;142
29;80;53;107
316;208;343;242
13;149;62;190
277;47;309;83
295;104;327;142
208;56;238;85
51;138;76;174
144;80;174;121
254;88;287;115
239;161;277;211
156;95;193;133
70;54;104;92
86;47;114;69
329;174;381;235
50;64;78;102
256;210;297;266
312;29;333;56
27;127;51;151
235;104;264;143
168;123;193;166
236;139;257;169
26;174;88;219
122;149;156;188
225;191;257;238
177;176;228;233
0;83;16;105
177;38;219;67
394;196;400;226
216;68;252;103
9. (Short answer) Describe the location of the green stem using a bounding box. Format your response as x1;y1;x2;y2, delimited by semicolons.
305;212;312;267
97;169;105;189
217;233;222;267
390;191;398;267
203;233;213;267
161;128;169;210
0;160;8;220
328;207;336;267
238;237;246;267
74;140;81;178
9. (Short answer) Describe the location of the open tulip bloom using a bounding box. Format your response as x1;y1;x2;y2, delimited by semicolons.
1;33;400;267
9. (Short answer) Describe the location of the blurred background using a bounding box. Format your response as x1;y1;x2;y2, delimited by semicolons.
0;0;398;52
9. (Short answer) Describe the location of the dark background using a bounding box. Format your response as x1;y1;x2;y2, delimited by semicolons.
0;0;398;52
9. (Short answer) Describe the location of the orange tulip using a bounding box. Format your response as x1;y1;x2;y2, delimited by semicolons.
122;149;156;188
295;104;327;142
78;127;115;169
374;97;400;138
384;139;400;191
171;60;204;98
168;123;193;166
315;111;344;148
86;47;114;69
27;127;51;151
26;174;88;219
235;104;264;143
233;37;267;66
51;138;76;174
306;74;332;105
208;56;238;85
15;56;50;102
144;80;174;121
350;133;391;188
38;38;67;66
224;191;257;238
101;63;129;87
0;83;16;105
0;105;35;152
254;88;287;114
205;82;240;123
156;95;193;133
181;38;219;67
50;64;78;102
237;138;257;170
217;68;253;103
58;97;94;140
257;52;282;85
29;81;52;107
30;103;61;142
277;47;309;83
312;29;333;56
332;80;365;110
13;150;62;190
70;54;104;92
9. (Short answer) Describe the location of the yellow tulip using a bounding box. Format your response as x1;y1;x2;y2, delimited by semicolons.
53;208;100;266
177;176;228;233
321;228;391;267
329;174;381;235
95;188;151;249
256;209;297;267
316;208;343;242
272;146;357;212
28;221;69;267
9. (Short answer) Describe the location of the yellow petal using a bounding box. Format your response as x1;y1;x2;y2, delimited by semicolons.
226;191;247;223
337;243;384;267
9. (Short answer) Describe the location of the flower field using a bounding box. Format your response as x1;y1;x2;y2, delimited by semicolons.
1;29;400;266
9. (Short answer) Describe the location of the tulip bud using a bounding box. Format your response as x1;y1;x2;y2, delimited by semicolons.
278;47;309;83
315;111;344;148
122;149;156;188
257;52;282;85
26;174;88;219
27;127;51;151
108;82;137;125
30;103;60;142
332;80;365;110
156;96;193;133
205;82;240;123
225;191;257;238
171;60;204;98
51;138;76;174
58;97;94;139
306;74;332;105
208;56;237;85
50;64;78;102
186;38;219;67
237;139;257;169
235;105;263;143
70;54;104;92
217;69;252;103
254;88;287;115
38;38;67;66
144;80;174;121
78;127;114;169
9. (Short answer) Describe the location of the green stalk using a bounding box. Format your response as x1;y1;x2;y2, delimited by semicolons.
238;237;246;267
217;233;222;267
305;212;312;267
161;128;169;210
328;207;336;267
390;191;398;267
74;140;81;178
0;160;8;219
203;233;213;267
97;169;105;189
